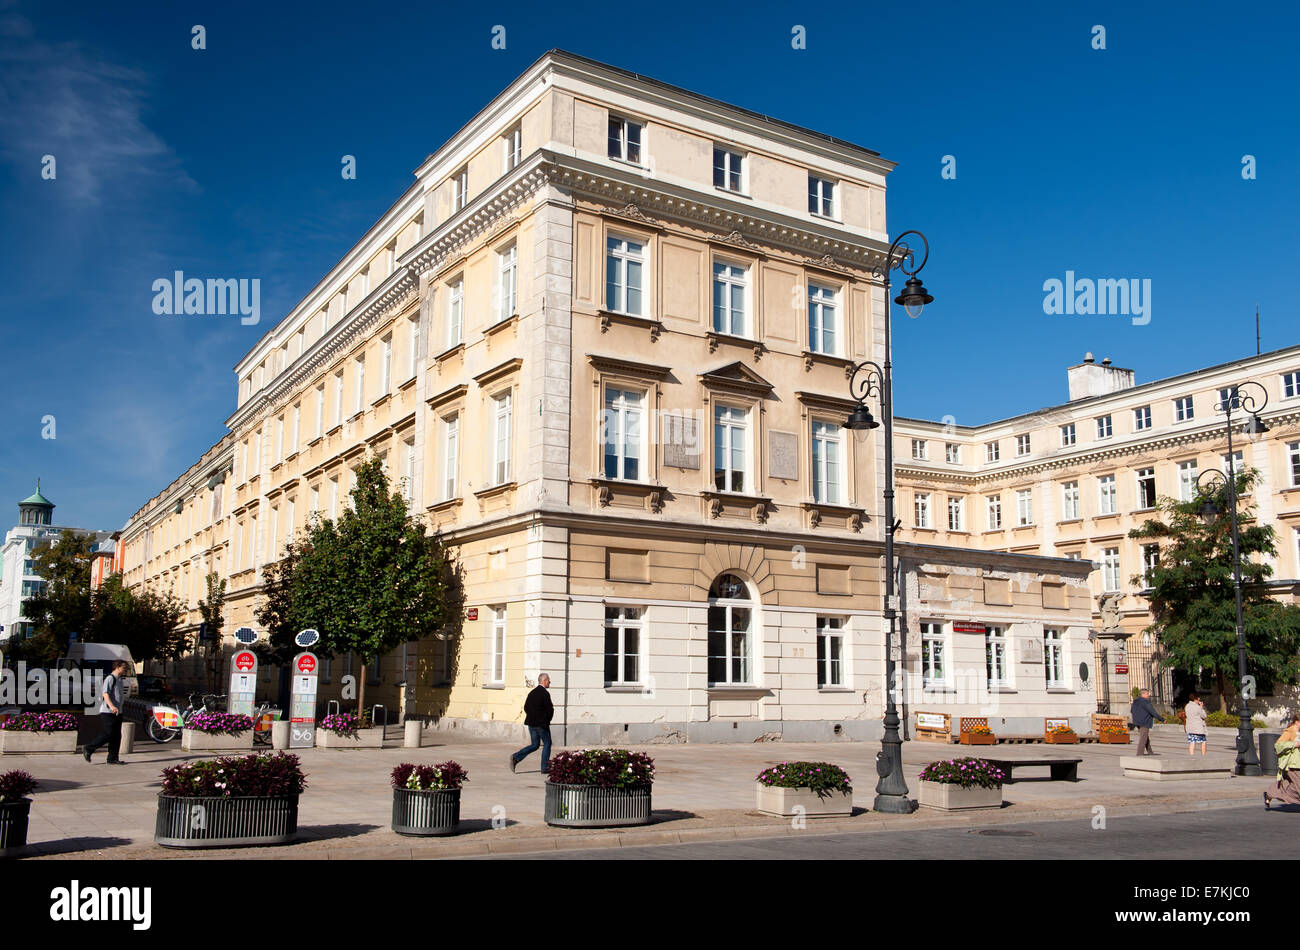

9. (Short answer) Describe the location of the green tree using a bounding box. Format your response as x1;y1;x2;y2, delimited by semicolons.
254;545;307;669
198;573;227;693
18;530;95;663
86;574;186;666
1130;468;1300;711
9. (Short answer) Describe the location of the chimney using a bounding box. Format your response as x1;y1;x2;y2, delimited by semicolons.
1067;353;1135;401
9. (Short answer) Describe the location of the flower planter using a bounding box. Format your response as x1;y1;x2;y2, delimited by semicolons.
0;799;32;856
1044;733;1079;745
317;728;383;749
391;786;461;836
544;783;652;828
755;784;853;818
155;793;298;848
0;731;77;754
182;729;253;752
917;781;1003;812
960;733;997;746
1098;732;1130;744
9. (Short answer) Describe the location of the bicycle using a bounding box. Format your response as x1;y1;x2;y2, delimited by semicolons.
146;692;222;743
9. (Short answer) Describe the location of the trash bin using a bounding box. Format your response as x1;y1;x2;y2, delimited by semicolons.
1259;732;1281;775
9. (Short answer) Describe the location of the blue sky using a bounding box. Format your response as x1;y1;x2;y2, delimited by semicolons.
1;0;1296;530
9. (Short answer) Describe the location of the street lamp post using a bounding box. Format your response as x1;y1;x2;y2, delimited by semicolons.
844;229;933;814
1194;380;1269;777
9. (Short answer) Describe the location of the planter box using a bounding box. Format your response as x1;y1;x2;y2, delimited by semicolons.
1045;733;1079;744
544;782;652;828
755;784;853;818
917;780;1003;812
391;787;461;836
0;731;77;754
0;799;31;857
316;728;384;749
960;733;997;745
155;794;298;848
181;729;253;752
1098;732;1131;744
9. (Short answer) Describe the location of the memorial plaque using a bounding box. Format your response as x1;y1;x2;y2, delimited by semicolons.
662;412;700;469
1019;638;1043;663
768;431;799;480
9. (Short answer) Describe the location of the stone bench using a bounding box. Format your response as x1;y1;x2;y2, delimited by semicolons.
984;757;1082;783
1120;756;1234;781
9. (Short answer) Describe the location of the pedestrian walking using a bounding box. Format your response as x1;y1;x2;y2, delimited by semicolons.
83;660;129;765
509;674;553;774
1130;688;1160;756
1183;692;1208;756
1265;712;1300;809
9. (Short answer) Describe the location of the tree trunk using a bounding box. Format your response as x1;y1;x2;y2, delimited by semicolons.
358;663;367;723
1216;670;1228;715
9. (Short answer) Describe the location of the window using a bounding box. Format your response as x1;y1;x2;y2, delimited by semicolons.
1174;396;1194;422
1141;544;1159;587
604;606;642;685
816;617;845;688
1062;481;1079;520
274;415;284;464
446;278;463;347
1134;405;1152;430
1290;442;1300;487
497;244;517;322
441;414;459;500
945;443;960;464
607;116;642;163
912;439;928;461
488;606;506;685
1102;548;1121;592
914;492;932;528
291;403;300;456
986;494;1002;530
353;356;365;413
333;371;344;426
233;520;242;570
807;283;838;355
314;385;324;439
268;506;278;562
1217;387;1241;411
1284;372;1300;399
452;166;468;212
329;476;339;519
1096;414;1113;439
1223;450;1244;476
1016;489;1033;526
1129;467;1156;510
986;441;1000;462
603;387;644;481
286;497;295;544
947;496;965;531
920;622;945;687
811;421;842;504
1178;460;1198;501
1016;433;1031;456
381;334;392;396
1098;474;1117;515
808;174;835;217
713;146;744;191
504;125;522;171
309;484;319;516
402;438;416;504
708;573;752;685
1044;629;1065;688
1060;423;1076;447
408;315;420;379
211;482;223;521
713;404;749;493
986;626;1008;687
605;236;644;315
712;261;748;335
493;392;513;485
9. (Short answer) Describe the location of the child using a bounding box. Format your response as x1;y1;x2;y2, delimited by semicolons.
1183;692;1208;757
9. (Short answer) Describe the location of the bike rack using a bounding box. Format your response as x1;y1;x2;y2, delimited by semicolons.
326;700;340;718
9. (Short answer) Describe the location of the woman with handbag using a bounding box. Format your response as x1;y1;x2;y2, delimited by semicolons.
1265;712;1300;809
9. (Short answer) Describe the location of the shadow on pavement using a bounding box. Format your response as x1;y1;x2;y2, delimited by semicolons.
297;822;382;842
26;836;134;857
649;809;699;825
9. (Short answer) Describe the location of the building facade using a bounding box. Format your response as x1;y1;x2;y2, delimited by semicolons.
119;51;1098;741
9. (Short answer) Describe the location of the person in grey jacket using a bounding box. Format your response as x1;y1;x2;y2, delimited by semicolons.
1184;692;1208;756
83;661;129;765
1130;688;1160;756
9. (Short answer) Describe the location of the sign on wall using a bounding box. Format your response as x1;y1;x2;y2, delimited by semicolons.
953;622;987;634
1018;638;1043;663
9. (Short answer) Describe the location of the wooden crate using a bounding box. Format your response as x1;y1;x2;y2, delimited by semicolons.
959;716;996;745
915;711;952;743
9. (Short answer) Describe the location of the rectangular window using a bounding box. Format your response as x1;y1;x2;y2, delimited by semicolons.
603;387;643;481
1137;468;1156;509
274;415;284;463
333;371;344;426
408;315;420;379
402;438;416;505
291;403;300;456
816;616;844;688
713;146;744;192
504;125;522;170
807;283;838;355
986;626;1008;687
1290;442;1300;488
493;392;512;485
1016;489;1033;526
286;497;295;543
489;606;506;685
1141;544;1159;587
811;420;842;504
1178;460;1198;501
497;244;517;322
309;484;319;516
914;492;931;528
353;355;365;413
945;443;960;464
1061;481;1079;520
381;334;392;396
1175;396;1194;422
452;167;468;212
268;506;278;562
447;278;463;347
1016;433;1031;456
986;441;1000;462
1098;474;1117;515
912;439;928;461
707;597;751;686
920;622;945;687
986;494;1002;530
442;414;458;500
1223;450;1244;475
1218;387;1241;411
947;496;964;531
314;385;324;439
1060;423;1076;447
713;404;749;493
1134;405;1152;430
1102;548;1121;592
603;606;642;685
1096;414;1113;439
712;261;748;336
605;236;644;315
329;476;339;519
1284;372;1300;399
607;116;642;163
1044;629;1065;688
808;174;836;217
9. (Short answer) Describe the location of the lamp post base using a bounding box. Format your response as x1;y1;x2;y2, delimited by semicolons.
1236;725;1261;777
873;792;917;814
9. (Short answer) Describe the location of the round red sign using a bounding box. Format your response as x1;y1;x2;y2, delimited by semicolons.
234;651;256;671
297;654;317;673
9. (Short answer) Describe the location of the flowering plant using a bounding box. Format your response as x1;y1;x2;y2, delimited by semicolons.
0;711;78;732
187;711;254;735
755;761;852;800
919;758;1005;789
1047;724;1076;736
964;724;994;736
319;712;368;737
546;749;655;789
0;770;38;802
391;761;468;791
160;752;307;798
1100;723;1128;737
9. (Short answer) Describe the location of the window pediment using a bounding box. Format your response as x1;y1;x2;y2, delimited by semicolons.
587;354;672;381
699;361;774;397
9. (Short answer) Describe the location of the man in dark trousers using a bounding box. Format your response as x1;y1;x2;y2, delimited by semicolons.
510;674;553;774
83;660;129;765
1130;687;1160;756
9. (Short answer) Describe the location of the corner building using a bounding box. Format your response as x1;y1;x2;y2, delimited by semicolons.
120;52;1097;743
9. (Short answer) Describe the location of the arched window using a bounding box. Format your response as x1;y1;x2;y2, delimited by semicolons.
708;572;754;685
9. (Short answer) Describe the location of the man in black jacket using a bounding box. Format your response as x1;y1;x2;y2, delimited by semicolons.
510;674;553;774
1130;688;1160;756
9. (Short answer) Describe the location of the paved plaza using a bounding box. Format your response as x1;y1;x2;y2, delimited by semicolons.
11;724;1278;859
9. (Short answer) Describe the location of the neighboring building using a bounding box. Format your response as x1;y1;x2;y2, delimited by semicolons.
119;50;1098;741
895;346;1300;710
0;483;112;644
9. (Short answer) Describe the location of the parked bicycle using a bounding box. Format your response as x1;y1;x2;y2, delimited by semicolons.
146;692;223;743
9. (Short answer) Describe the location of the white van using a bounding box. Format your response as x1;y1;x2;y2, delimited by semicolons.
64;643;138;713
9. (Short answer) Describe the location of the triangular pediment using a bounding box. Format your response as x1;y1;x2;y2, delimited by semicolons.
699;361;775;396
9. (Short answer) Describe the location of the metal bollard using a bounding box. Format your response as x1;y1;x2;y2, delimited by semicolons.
404;719;422;748
372;704;386;744
271;720;291;750
120;721;135;755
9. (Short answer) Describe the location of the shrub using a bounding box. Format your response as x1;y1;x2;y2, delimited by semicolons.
187;711;254;735
546;749;655;789
919;758;1005;789
0;711;78;732
1205;710;1268;729
391;761;468;791
754;761;851;799
319;712;367;737
160;752;307;798
0;770;38;802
